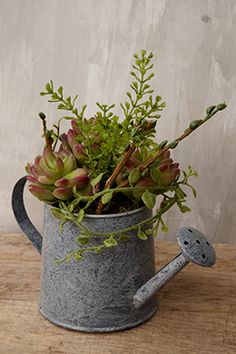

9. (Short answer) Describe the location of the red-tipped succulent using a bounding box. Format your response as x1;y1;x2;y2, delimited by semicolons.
26;146;90;203
149;150;180;186
116;149;180;200
60;120;86;164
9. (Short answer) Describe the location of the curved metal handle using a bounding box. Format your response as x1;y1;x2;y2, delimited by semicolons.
12;176;42;254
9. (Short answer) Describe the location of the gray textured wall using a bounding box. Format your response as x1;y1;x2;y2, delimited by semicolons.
1;0;235;244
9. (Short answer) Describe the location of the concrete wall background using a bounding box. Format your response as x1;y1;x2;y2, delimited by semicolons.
1;0;235;244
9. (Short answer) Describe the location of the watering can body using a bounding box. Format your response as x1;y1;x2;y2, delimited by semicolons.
12;177;158;332
12;177;216;332
39;205;158;332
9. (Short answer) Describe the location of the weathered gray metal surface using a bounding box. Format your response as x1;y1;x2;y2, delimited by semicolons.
12;177;158;332
177;227;216;267
133;253;189;309
39;206;158;332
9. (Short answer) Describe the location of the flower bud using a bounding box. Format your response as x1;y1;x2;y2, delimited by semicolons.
67;129;77;149
217;103;227;111
71;120;82;135
60;133;71;150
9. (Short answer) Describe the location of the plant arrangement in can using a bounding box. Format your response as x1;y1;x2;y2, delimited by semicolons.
25;50;226;263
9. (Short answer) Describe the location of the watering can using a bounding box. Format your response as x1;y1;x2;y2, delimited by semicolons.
12;177;216;332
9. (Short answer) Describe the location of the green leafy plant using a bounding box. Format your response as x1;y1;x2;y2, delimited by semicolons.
26;50;227;262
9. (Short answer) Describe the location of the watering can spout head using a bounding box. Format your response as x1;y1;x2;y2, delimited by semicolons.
133;227;216;309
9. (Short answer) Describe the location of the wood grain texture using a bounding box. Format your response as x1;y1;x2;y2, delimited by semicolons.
0;0;236;244
0;233;235;354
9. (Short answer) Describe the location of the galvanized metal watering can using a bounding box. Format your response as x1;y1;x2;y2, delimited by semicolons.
12;177;216;332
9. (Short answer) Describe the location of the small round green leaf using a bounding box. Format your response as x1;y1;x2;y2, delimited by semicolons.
51;208;65;220
178;204;191;213
128;168;141;184
189;120;202;130
168;141;179;149
217;103;227;111
142;190;156;209
137;230;148;240
145;228;153;235
77;209;85;223
103;237;117;248
101;191;113;205
77;236;89;245
150;167;161;183
161;224;168;233
158;140;168;149
91;173;103;188
206;105;216;115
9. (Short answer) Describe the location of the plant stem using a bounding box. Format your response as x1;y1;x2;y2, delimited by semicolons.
95;143;136;214
95;61;149;214
52;124;60;151
61;194;177;239
118;104;226;188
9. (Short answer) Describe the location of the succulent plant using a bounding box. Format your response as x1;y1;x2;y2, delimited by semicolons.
26;146;90;203
24;49;226;261
60;121;87;165
114;149;180;202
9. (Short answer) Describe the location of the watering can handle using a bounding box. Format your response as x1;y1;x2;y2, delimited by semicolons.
12;176;42;254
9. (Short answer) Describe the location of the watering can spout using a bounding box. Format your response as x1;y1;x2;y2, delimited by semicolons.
133;227;216;309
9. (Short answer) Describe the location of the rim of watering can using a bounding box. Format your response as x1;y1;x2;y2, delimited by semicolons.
83;205;147;219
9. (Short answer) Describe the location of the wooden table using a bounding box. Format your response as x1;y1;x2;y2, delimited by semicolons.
0;233;235;354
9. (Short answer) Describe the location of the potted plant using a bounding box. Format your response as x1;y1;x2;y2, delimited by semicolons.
12;50;226;332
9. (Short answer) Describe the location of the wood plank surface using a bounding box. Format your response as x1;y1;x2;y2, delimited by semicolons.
0;233;235;354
